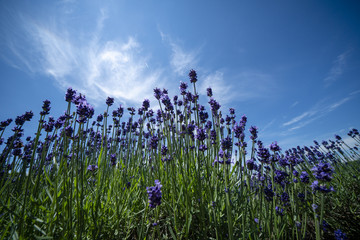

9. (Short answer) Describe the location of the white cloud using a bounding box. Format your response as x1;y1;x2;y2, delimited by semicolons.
283;112;311;126
227;71;276;103
329;97;350;110
159;31;198;75
290;101;299;108
198;70;276;106
283;96;352;131
4;12;164;106
324;50;350;87
349;90;360;96
199;71;233;104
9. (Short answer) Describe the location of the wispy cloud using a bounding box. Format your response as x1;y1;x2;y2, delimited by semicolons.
3;11;164;106
234;71;275;100
283;112;311;127
198;69;276;106
329;97;350;110
290;101;299;108
260;119;277;133
159;31;199;75
198;71;233;104
283;96;352;131
323;50;350;87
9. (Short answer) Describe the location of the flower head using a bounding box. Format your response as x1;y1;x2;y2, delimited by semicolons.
153;88;162;100
142;99;150;111
249;126;258;141
300;171;310;183
147;180;162;208
221;136;232;150
334;229;347;240
270;141;281;152
65;88;77;102
189;69;197;83
311;162;334;182
207;87;213;97
87;165;98;172
195;127;207;142
179;81;188;95
106;97;114;106
40;100;51;116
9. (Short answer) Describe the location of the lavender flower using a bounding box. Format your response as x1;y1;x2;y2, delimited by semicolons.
275;206;284;216
312;203;318;211
334;229;347;240
147;180;162;208
270;141;281;152
148;135;159;150
311;162;334;182
40;100;51;116
189;69;197;83
161;146;168;156
249;126;258;141
142;99;150;111
300;171;310;183
97;114;104;123
257;141;270;164
195;127;207;142
207;87;213;97
221;136;232;150
105;97;114;106
274;170;289;185
246;158;256;170
334;134;342;141
76;101;94;123
199;144;208;152
311;180;335;193
0;118;12;130
179;81;188;95
64;126;74;138
23;111;34;121
264;185;274;201
65;88;77;102
280;192;290;205
153;88;162;100
87;165;98;172
208;98;221;115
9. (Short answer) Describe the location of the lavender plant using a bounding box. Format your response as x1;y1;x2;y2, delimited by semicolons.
0;70;359;239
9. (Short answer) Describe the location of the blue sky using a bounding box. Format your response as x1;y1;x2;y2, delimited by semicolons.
1;0;359;150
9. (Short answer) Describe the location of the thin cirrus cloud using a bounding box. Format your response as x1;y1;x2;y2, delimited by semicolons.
283;96;352;132
4;9;277;109
199;70;276;106
323;50;351;87
3;12;164;106
159;30;199;76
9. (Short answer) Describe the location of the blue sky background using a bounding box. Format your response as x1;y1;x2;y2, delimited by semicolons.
0;0;359;150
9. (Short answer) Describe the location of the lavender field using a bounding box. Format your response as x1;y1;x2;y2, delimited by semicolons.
0;70;359;239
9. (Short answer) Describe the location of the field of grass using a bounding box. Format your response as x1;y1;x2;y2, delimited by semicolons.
1;70;359;239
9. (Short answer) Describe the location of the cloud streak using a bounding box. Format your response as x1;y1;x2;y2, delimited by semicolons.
3;11;164;106
283;96;352;131
160;31;199;76
323;50;350;87
199;70;276;105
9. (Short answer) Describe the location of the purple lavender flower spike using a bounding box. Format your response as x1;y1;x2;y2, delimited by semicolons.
147;180;162;208
106;97;114;106
207;87;213;97
189;69;197;83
